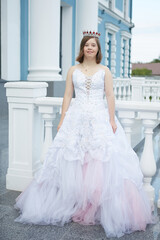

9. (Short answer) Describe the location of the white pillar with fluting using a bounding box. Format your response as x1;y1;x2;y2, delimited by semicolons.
76;0;98;56
27;0;62;81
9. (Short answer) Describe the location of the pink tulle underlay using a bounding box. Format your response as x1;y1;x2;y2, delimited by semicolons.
72;154;101;225
72;152;147;230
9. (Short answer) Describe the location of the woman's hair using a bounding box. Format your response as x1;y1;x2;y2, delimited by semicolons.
76;36;103;64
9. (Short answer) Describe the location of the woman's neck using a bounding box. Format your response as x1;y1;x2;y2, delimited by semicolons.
82;58;98;67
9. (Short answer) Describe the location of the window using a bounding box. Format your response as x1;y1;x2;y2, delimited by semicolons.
124;0;127;19
109;0;112;10
122;39;126;77
107;33;112;69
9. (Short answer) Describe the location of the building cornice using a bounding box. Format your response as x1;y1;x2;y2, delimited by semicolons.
98;2;134;28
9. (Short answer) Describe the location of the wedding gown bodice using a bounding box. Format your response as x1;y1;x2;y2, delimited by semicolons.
72;68;106;110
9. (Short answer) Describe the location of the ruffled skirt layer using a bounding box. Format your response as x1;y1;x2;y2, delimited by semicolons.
14;102;157;238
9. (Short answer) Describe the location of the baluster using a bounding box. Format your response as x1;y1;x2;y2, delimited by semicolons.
145;87;150;102
41;113;56;163
114;80;118;99
36;102;60;163
118;81;122;100
123;81;127;100
140;119;157;209
118;111;135;145
127;80;131;100
152;87;157;102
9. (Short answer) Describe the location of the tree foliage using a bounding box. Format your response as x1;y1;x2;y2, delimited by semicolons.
131;68;152;76
151;59;160;63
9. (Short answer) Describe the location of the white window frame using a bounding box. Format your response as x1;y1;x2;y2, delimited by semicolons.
124;0;131;22
105;23;119;77
120;31;132;78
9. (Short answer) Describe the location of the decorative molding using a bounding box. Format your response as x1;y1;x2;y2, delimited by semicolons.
98;16;103;24
105;23;120;33
98;0;109;8
121;31;132;39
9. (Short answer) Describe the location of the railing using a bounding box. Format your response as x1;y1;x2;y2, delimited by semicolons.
114;77;160;102
113;78;131;100
4;82;160;210
142;79;160;102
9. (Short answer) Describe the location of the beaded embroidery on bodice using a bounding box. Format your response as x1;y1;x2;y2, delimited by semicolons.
72;68;105;107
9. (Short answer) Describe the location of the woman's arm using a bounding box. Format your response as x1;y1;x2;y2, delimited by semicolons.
104;66;117;133
57;67;74;131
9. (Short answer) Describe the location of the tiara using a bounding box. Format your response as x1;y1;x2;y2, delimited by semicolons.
83;31;101;38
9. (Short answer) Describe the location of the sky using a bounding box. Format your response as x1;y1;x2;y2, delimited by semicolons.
131;0;160;63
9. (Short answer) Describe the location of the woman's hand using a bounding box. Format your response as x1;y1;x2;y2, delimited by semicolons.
110;120;117;134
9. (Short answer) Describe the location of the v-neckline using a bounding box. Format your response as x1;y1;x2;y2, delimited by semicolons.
74;68;105;78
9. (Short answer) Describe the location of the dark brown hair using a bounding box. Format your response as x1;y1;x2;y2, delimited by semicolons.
76;36;103;64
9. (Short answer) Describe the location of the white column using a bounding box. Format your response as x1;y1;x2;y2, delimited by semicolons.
1;0;20;80
27;0;62;81
4;82;48;191
76;0;98;57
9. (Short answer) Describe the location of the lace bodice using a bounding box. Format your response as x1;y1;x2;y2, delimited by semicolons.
72;68;106;108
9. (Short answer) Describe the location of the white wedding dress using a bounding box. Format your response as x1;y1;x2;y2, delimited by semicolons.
14;68;156;238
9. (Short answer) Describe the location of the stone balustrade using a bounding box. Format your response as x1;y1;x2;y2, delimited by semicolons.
113;78;131;100
4;82;160;210
131;77;160;102
113;77;160;102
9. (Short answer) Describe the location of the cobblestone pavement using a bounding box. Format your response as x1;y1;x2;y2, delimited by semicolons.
0;81;160;240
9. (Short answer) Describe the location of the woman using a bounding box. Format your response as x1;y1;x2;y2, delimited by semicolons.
14;31;156;238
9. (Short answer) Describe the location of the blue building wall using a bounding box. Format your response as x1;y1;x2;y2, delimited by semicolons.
20;0;28;81
115;0;123;12
98;8;131;77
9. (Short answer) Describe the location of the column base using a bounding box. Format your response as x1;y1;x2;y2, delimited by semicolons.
6;174;34;192
27;69;63;81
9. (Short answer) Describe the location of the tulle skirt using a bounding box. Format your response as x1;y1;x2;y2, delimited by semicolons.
14;101;157;238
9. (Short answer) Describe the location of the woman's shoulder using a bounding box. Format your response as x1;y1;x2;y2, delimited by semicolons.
98;64;110;72
67;64;80;74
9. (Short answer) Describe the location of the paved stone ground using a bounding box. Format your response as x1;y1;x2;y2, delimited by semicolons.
0;81;160;240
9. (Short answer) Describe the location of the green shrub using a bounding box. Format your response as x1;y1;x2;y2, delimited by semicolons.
131;68;152;76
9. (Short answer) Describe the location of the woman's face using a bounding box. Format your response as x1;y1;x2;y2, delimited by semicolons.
83;38;99;59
